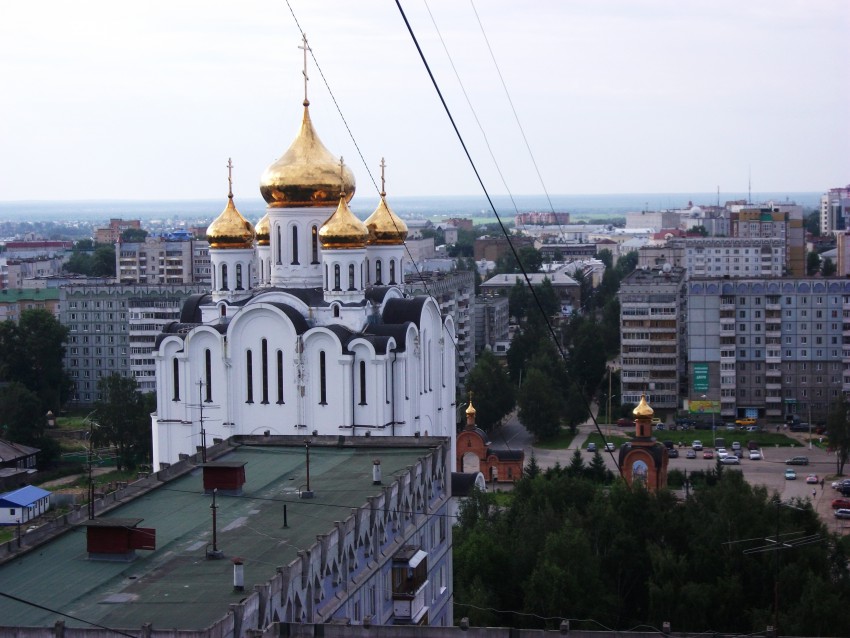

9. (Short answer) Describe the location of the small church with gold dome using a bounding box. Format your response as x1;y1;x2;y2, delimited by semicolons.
150;60;456;469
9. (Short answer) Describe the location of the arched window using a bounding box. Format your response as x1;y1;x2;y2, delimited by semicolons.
375;260;382;285
319;351;327;405
172;358;180;401
236;264;243;290
333;305;340;318
220;264;228;291
276;350;284;404
348;264;355;290
276;226;282;264
291;226;299;264
359;360;367;405
205;349;212;402
334;265;341;291
311;225;319;264
389;260;396;284
220;305;226;317
261;339;269;404
246;350;254;403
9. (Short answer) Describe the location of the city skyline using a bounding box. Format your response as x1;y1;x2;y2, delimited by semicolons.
1;0;848;202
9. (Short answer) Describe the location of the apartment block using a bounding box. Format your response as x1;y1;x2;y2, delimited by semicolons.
729;204;805;276
474;294;509;355
117;237;210;285
638;237;786;278
820;185;850;236
618;265;687;411
687;277;849;423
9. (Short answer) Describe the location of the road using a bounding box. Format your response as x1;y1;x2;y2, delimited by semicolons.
488;412;848;534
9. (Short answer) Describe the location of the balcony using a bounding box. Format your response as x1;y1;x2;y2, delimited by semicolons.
765;396;782;403
392;547;429;625
765;382;782;391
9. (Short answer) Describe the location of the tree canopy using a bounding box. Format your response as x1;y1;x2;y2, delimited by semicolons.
454;470;850;635
64;242;116;277
464;350;515;431
93;374;154;471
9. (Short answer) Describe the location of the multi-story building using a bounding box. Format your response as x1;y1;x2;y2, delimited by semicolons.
638;237;786;278
116;236;211;285
729;203;805;276
474;295;509;355
0;288;60;322
625;209;680;231
61;283;204;403
94;218;142;244
820;185;850;236
1;256;67;289
405;270;475;394
687;277;849;423
618;265;687;411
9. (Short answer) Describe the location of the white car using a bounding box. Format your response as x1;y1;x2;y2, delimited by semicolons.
605;442;616;452
692;440;703;451
720;455;740;465
716;447;728;459
749;450;762;460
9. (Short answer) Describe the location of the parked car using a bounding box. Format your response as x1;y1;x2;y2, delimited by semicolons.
703;450;714;459
733;449;743;458
617;418;635;428
692;440;703;451
720;455;740;465
725;423;737;431
605;442;616;452
749;450;762;460
736;417;757;426
716;447;728;459
731;441;742;451
747;440;760;451
745;425;760;432
587;442;597;452
834;508;850;519
831;498;850;509
785;469;797;480
686;449;697;459
785;456;809;466
806;474;819;484
668;448;679;458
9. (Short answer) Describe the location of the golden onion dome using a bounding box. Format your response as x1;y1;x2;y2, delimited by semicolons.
319;193;369;249
206;194;255;250
260;105;356;208
365;196;408;245
255;213;271;246
465;400;476;416
632;395;654;417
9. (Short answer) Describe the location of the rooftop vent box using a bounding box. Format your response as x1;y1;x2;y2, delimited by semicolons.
81;517;156;561
202;461;247;495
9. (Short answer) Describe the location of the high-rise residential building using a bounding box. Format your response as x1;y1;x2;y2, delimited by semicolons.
618;265;687;411
638;237;786;278
686;277;848;423
820;185;850;236
405;270;475;394
117;236;210;285
94;218;142;244
474;294;509;355
61;283;204;403
729;203;805;276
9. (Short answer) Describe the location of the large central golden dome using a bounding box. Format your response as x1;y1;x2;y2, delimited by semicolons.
260;104;355;208
319;193;369;249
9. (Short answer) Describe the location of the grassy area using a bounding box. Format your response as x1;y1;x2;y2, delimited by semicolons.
652;427;801;449
534;428;578;450
0;527;14;545
59;469;138;490
584;432;632;449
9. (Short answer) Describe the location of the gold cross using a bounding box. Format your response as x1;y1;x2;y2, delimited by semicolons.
227;158;233;198
338;157;345;195
380;157;387;197
298;34;311;106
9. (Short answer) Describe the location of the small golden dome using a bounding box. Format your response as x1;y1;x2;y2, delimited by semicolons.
255;213;270;246
465;400;476;416
365;196;408;245
260;105;355;208
632;395;654;417
207;195;255;250
318;193;368;249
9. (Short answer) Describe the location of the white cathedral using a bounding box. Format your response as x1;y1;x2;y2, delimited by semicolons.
151;89;457;469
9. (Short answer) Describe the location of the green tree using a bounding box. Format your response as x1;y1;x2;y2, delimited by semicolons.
524;450;541;478
566;448;585;477
807;251;821;276
564;383;589;433
517;368;562;441
120;228;148;242
822;257;837;277
615;251;639;278
464;350;515;431
91;244;116;277
0;382;45;445
508;281;530;322
690;225;709;237
534;278;560;317
826;399;850;475
93;375;153;471
597;248;613;269
804;209;820;236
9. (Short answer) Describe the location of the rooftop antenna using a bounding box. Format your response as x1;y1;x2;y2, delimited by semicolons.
717;185;720;207
207;488;224;559
188;380;220;464
748;167;752;205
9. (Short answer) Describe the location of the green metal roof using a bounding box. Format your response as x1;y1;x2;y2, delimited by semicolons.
0;443;430;631
0;288;60;303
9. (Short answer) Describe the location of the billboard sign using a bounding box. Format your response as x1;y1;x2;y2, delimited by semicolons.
693;363;709;392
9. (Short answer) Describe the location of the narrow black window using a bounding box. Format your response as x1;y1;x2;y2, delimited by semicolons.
205;349;212;402
389;260;396;284
333;305;340;318
375;260;382;285
334;265;341;290
236;264;243;290
291;226;299;264
172;358;180;401
319;351;327;405
348;264;355;290
311;225;319;263
359;360;367;405
261;339;269;404
246;350;254;403
276;350;284;404
276;226;282;264
220;264;228;290
365;258;370;284
324;263;328;290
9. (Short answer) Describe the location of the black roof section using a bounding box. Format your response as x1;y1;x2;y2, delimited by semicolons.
364;322;413;352
382;297;428;328
451;472;481;497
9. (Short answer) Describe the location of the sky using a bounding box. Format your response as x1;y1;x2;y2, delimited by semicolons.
1;0;848;202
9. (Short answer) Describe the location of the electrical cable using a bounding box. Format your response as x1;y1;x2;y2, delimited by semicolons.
0;590;137;638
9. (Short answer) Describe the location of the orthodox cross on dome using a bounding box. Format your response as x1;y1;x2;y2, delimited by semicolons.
379;157;387;197
227;158;234;199
338;156;346;195
299;34;311;106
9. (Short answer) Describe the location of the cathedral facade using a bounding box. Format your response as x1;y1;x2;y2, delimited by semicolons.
151;93;457;469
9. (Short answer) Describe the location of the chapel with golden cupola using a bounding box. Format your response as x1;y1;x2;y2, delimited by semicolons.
152;41;456;470
617;395;669;491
